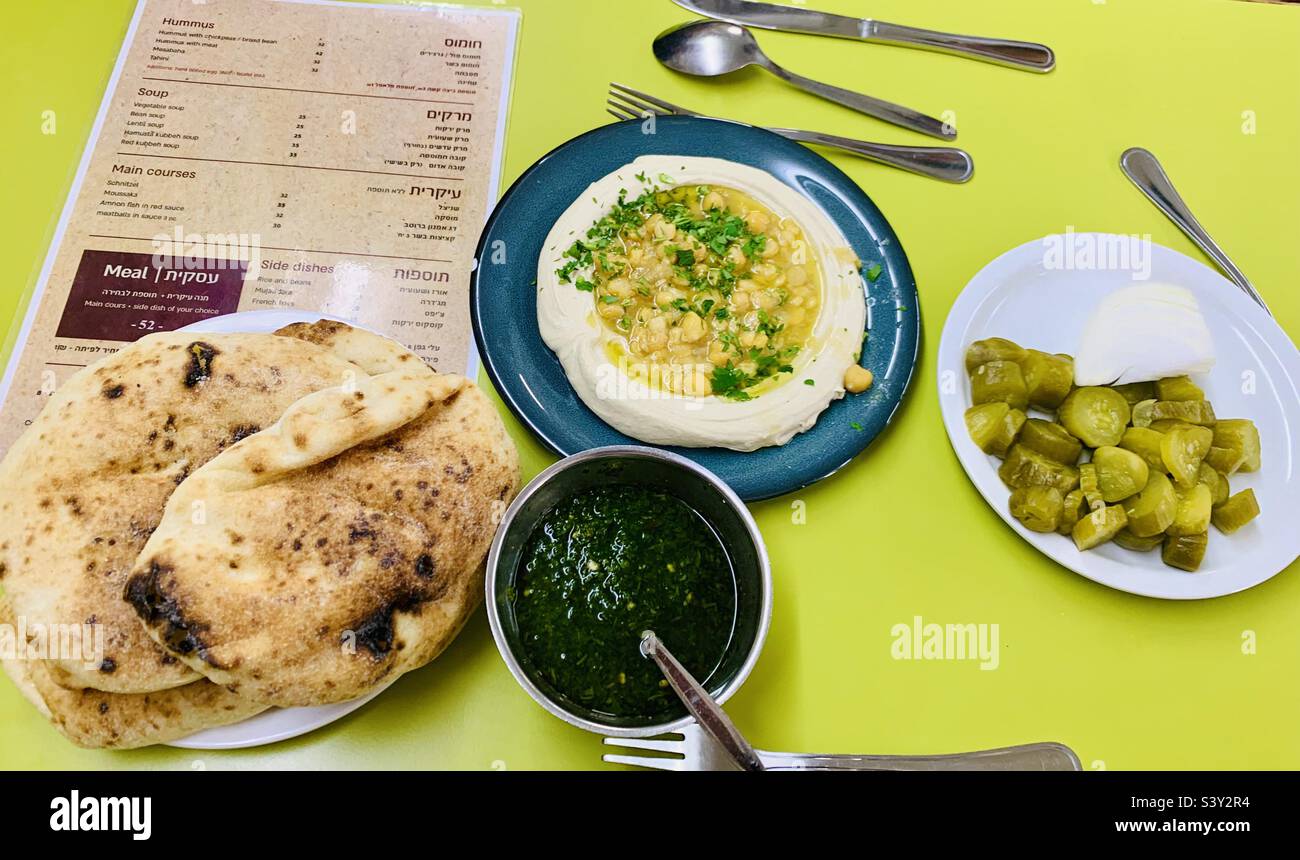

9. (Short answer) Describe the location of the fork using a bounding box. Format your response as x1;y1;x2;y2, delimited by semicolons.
607;82;973;184
604;723;1082;771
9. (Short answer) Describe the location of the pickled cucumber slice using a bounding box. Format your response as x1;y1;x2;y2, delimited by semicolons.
1151;400;1217;426
1155;375;1205;402
1057;489;1087;537
1092;446;1150;503
1058;386;1130;448
1123;472;1178;537
1197;463;1229;507
1009;486;1064;533
1119;426;1166;471
1079;463;1104;511
971;360;1029;410
1072;504;1128;551
964;402;1026;457
1160;426;1213;489
1167;483;1212;537
965;337;1026;373
1112;382;1156;407
1130;399;1157;428
999;444;1081;494
1162;532;1207;572
1018;418;1083;465
1203;445;1246;475
1211;419;1261;473
1114;528;1163;552
1020;349;1074;410
1211;488;1260;534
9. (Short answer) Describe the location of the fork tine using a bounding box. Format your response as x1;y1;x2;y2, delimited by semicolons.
603;753;687;771
608;91;660;117
602;736;684;754
606;100;641;122
610;82;689;116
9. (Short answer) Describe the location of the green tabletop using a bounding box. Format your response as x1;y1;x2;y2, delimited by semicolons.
2;0;1297;770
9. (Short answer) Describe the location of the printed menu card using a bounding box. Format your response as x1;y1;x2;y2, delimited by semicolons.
0;0;519;448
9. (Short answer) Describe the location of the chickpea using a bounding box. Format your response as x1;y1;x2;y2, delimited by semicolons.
760;237;781;259
754;290;777;311
726;245;747;269
753;331;769;349
744;210;769;232
629;247;644;265
680;312;706;343
653;220;677;241
654;290;677;307
598;301;624;320
739;330;757;348
684;367;713;397
703;191;725;211
708;344;729;365
844;365;874;394
731;291;751;312
608;277;634;298
786;266;807;287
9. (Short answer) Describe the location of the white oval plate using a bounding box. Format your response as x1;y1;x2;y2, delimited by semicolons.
167;308;385;749
938;235;1300;600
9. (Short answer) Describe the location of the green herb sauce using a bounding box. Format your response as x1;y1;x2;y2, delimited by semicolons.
511;485;737;718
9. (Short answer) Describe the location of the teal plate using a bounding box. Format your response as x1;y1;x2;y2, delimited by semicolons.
471;116;919;500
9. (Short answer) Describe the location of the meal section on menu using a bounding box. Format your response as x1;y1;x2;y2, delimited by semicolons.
0;0;516;447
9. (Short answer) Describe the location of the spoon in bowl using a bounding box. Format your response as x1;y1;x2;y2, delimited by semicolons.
640;630;765;771
653;20;954;141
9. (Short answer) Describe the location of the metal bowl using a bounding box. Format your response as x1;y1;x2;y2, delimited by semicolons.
485;446;772;737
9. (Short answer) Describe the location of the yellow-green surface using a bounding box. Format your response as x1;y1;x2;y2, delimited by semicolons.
1;0;1297;770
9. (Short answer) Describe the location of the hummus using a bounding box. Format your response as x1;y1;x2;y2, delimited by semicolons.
537;155;867;451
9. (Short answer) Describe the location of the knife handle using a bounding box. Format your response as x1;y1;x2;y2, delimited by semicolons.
763;61;955;141
869;21;1055;72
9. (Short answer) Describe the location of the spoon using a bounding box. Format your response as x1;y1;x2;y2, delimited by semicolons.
653;20;954;141
1120;147;1270;314
640;630;764;771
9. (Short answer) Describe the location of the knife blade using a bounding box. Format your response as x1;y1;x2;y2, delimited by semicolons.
672;0;1055;72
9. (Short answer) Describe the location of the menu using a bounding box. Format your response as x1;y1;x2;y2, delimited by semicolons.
0;0;519;449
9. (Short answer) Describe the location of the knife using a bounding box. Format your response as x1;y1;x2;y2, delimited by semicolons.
672;0;1055;73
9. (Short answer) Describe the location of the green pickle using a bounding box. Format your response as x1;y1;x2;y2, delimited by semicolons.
965;338;1026;373
1155;375;1205;401
1122;472;1178;537
1057;489;1087;536
1009;486;1064;533
1197;463;1229;507
1092;446;1150;503
998;444;1080;494
1162;533;1208;572
1072;504;1128;551
1112;382;1156;406
1211;489;1260;534
1118;426;1166;471
965;337;1263;563
1058;386;1129;447
1017;418;1082;465
1211;419;1261;472
1167;483;1212;537
1130;399;1157;428
1114;528;1164;552
1160;425;1213;489
970;360;1029;410
1203;445;1246;475
1079;463;1104;511
1019;350;1074;410
1150;400;1217;426
964;402;1025;457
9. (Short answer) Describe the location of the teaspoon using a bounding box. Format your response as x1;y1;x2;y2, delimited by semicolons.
653;20;954;141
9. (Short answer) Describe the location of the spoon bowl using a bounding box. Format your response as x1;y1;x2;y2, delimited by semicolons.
653;20;760;76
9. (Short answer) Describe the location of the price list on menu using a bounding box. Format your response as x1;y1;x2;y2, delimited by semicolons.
0;0;519;448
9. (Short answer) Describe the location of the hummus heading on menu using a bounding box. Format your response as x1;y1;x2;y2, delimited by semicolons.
537;156;868;451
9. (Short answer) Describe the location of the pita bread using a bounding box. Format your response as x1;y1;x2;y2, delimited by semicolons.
126;361;519;707
0;331;376;694
1;599;264;749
